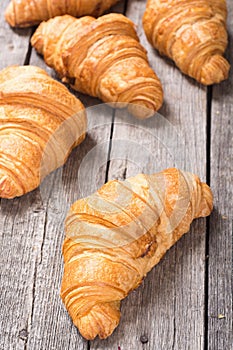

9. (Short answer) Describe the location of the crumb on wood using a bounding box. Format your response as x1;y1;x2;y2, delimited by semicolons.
218;314;226;319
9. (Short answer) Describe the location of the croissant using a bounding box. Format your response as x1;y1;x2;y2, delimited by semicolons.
31;14;163;119
143;0;230;85
61;168;213;340
5;0;119;28
0;65;86;199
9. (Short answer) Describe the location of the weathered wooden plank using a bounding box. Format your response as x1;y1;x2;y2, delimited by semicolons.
27;2;127;349
207;1;233;349
0;2;46;350
0;2;104;350
0;194;47;350
0;0;232;349
91;0;208;349
23;106;115;350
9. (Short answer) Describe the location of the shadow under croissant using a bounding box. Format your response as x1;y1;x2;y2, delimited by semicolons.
0;187;43;215
61;135;98;192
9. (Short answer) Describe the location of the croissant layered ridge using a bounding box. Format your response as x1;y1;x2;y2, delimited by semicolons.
31;14;163;119
61;168;213;340
143;0;230;85
5;0;119;28
0;66;86;199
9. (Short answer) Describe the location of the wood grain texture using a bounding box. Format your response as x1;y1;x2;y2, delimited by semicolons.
0;2;114;350
21;108;115;350
207;1;233;349
0;2;44;350
91;0;208;349
0;0;232;349
26;1;126;349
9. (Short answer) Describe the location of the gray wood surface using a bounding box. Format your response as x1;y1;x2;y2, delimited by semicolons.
0;2;45;350
91;1;208;349
208;3;233;350
0;0;232;350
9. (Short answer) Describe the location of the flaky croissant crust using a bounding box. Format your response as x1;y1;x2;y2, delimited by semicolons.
0;66;86;199
61;168;213;340
31;14;163;119
5;0;119;27
143;0;230;85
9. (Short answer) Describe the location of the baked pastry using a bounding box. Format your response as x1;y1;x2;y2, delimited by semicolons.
31;14;163;119
0;65;86;199
61;168;213;339
5;0;119;27
143;0;230;84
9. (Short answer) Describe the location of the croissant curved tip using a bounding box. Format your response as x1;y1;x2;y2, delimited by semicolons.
127;102;161;119
0;172;23;199
199;55;230;85
197;182;214;218
76;320;117;340
127;103;155;119
62;301;120;340
127;89;163;119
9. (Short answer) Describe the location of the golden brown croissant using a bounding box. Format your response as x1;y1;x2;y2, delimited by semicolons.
61;168;213;340
0;65;86;199
31;14;163;119
5;0;119;28
143;0;230;85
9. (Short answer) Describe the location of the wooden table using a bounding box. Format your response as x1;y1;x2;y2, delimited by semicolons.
0;1;232;349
